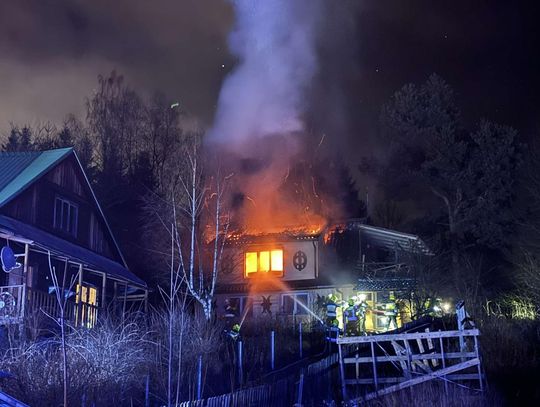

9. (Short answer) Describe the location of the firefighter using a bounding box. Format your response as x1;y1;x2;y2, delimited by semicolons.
344;299;359;336
326;318;342;342
227;323;241;341
325;294;338;324
384;302;399;331
358;300;369;335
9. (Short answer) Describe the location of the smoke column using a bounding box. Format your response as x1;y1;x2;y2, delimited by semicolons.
208;0;323;146
207;0;328;232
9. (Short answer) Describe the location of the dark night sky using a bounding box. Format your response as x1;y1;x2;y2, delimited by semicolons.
0;0;538;155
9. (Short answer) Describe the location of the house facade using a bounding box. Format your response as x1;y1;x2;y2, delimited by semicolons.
0;148;147;331
215;221;429;333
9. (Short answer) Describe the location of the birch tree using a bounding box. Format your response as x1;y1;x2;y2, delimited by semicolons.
171;138;230;320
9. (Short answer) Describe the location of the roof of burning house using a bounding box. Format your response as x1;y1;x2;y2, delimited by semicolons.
357;224;431;255
225;231;320;246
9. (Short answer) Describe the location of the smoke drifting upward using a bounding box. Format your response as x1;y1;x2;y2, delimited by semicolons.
207;0;334;233
208;0;323;145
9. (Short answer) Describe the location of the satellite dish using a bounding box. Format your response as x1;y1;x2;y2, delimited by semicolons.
1;246;22;273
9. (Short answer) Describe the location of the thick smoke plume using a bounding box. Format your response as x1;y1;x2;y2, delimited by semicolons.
208;0;322;146
207;0;330;233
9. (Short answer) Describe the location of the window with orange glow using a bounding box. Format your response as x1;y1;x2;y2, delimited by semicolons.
245;249;284;277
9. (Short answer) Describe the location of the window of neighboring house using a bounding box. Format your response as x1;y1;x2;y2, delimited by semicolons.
54;197;78;237
89;213;104;253
282;293;309;315
225;296;253;318
245;249;284;277
76;283;98;328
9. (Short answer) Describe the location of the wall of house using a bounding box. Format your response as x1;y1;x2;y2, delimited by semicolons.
214;286;409;332
221;239;319;285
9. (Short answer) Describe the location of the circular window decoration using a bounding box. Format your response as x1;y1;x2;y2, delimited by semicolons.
293;250;308;271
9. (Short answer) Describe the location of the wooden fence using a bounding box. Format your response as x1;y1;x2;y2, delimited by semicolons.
336;328;484;403
175;352;341;407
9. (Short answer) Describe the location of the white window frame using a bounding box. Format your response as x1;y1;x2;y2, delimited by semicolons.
244;247;284;278
226;296;252;318
281;292;309;315
54;196;78;237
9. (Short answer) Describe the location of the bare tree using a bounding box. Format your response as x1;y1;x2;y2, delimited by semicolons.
45;252;78;407
174;139;230;320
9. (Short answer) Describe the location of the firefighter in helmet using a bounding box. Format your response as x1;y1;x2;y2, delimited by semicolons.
344;299;359;336
384;302;399;331
326;318;342;342
358;299;369;335
325;294;338;325
227;323;241;341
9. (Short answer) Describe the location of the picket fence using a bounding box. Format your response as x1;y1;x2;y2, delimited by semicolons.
176;352;340;407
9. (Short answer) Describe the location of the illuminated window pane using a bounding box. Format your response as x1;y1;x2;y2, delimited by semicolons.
88;287;97;306
245;252;258;275
259;251;270;272
271;250;283;271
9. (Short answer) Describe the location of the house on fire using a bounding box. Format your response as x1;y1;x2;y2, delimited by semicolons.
0;148;147;330
215;220;430;332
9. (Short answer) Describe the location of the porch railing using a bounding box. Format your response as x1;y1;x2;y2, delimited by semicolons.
0;284;25;324
0;286;98;328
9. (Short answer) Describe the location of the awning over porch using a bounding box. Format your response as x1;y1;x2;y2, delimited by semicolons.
0;215;145;287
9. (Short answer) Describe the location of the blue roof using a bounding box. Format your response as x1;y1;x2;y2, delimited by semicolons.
0;214;145;287
0;148;73;207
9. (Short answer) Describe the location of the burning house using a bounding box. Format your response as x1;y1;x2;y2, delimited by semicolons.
215;220;430;333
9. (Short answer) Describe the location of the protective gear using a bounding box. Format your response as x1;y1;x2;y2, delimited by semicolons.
348;299;355;307
358;301;369;334
326;319;342;342
384;302;398;331
227;324;241;340
344;302;359;336
326;295;337;318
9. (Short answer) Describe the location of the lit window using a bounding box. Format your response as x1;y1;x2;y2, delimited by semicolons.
76;283;98;328
245;248;284;277
54;196;78;237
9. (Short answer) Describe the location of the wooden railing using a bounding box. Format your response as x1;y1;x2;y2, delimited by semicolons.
25;288;98;328
336;328;484;402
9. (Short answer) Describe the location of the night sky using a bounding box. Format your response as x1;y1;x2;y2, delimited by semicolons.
1;1;538;153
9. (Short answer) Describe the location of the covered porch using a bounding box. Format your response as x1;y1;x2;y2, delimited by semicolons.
0;216;147;330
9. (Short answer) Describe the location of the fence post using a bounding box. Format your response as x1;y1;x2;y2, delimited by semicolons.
271;330;275;370
197;354;203;399
238;340;243;386
145;374;150;407
299;322;303;359
297;372;304;406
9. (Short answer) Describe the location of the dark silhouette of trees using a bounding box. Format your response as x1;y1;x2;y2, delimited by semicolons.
380;74;521;275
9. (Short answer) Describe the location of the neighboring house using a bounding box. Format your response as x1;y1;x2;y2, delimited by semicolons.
0;148;147;330
215;220;430;332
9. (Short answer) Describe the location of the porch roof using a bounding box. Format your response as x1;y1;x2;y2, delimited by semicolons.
355;277;415;291
0;215;146;287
